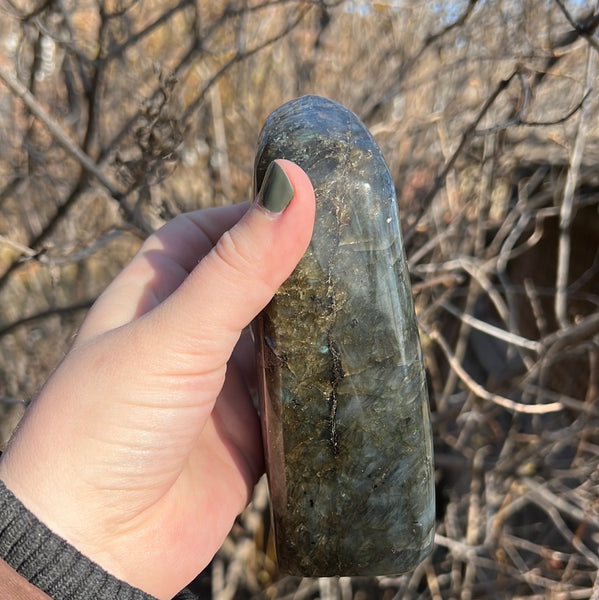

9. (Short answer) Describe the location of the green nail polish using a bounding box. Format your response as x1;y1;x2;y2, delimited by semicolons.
257;161;293;213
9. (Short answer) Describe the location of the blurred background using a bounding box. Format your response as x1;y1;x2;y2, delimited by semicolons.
1;0;598;598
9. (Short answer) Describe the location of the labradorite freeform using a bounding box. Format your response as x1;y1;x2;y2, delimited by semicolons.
254;95;434;577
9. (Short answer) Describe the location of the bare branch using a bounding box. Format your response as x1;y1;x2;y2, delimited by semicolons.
441;301;542;352
521;476;599;532
525;484;599;568
541;311;599;353
474;79;591;135
363;0;480;120
0;228;130;266
0;63;124;200
523;89;592;127
0;301;94;338
553;0;599;53
423;0;479;47
423;70;518;206
423;325;565;414
182;3;312;123
103;0;194;61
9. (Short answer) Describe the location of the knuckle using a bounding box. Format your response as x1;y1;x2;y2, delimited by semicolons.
212;229;272;294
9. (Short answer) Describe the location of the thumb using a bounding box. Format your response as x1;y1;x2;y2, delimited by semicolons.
144;159;315;370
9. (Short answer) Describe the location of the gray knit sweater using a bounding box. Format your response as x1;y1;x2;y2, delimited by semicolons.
0;479;197;600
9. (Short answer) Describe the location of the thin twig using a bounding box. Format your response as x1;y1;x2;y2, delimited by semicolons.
0;397;27;406
553;0;599;53
520;385;599;416
474;88;591;134
474;70;532;136
523;89;592;127
521;477;599;531
441;301;541;352
555;45;596;327
0;228;131;267
541;311;599;353
362;0;480;120
413;256;511;324
591;570;599;600
182;4;312;123
208;81;233;202
0;234;38;257
424;326;564;414
526;491;599;568
423;70;518;206
103;0;194;61
0;301;94;338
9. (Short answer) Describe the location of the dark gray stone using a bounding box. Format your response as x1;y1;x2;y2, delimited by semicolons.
254;95;434;577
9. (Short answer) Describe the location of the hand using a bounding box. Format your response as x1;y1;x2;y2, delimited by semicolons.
0;160;315;599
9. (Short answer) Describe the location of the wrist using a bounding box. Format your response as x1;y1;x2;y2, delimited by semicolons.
0;478;158;600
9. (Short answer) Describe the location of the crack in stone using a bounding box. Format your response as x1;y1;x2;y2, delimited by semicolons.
325;220;341;455
327;331;344;454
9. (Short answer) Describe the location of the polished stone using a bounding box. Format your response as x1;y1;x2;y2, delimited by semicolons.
254;95;434;576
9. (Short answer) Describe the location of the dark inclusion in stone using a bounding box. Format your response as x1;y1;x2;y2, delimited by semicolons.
254;95;434;577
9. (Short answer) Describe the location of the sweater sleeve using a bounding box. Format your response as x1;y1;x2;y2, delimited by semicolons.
0;478;163;600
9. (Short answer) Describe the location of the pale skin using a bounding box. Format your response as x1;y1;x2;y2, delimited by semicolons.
0;160;315;600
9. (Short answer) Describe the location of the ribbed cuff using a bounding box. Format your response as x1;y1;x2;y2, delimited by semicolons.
0;479;158;600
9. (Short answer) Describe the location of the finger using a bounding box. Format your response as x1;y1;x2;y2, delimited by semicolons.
140;159;315;373
76;203;250;344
